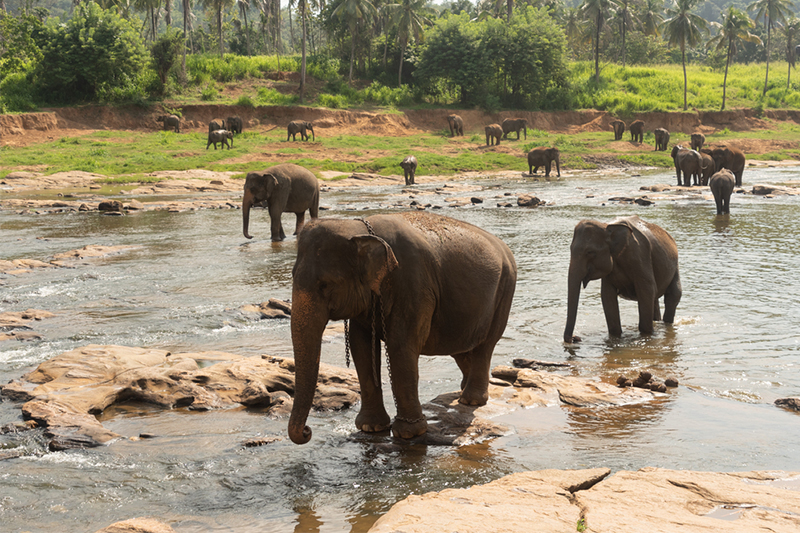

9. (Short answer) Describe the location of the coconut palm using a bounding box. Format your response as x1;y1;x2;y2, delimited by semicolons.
748;0;795;96
295;0;322;102
708;7;761;110
385;0;433;87
612;0;634;67
784;16;800;88
639;0;663;37
235;0;251;56
182;0;192;76
580;0;612;83
662;0;708;111
333;0;378;83
202;0;235;58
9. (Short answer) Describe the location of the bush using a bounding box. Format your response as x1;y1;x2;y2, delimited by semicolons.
201;83;218;101
235;95;255;107
256;87;297;105
0;72;38;111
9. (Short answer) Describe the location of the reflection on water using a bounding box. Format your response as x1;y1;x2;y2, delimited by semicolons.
2;168;800;532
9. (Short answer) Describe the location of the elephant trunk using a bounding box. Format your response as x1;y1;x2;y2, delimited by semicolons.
242;187;255;239
288;289;329;445
310;128;315;142
564;261;585;343
554;154;561;177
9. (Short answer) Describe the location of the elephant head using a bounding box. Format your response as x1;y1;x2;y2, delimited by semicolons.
563;218;633;343
242;171;279;239
305;122;315;141
288;220;398;444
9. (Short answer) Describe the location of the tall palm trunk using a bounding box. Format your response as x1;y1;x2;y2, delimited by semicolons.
349;29;356;83
289;5;294;52
621;16;626;67
166;0;172;26
244;6;251;56
763;19;771;96
681;44;688;110
398;41;406;86
299;1;307;102
182;0;189;77
722;39;732;110
218;7;224;57
594;13;601;82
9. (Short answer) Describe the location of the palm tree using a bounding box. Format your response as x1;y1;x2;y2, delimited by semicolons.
202;0;235;58
612;0;633;67
296;0;322;102
333;0;378;83
562;7;587;49
708;7;761;110
236;0;251;56
580;0;612;83
385;0;432;87
662;0;708;111
639;0;663;37
748;0;795;96
784;16;800;88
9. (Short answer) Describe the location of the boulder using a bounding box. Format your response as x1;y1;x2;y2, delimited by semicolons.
98;200;124;212
94;517;176;533
517;194;544;207
240;299;291;319
775;397;800;411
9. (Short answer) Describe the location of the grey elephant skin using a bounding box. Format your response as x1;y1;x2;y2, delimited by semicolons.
527;146;560;177
610;120;625;140
157;114;181;133
502;118;527;140
564;215;682;343
671;145;705;186
287;120;314;141
400;155;417;185
226;116;243;134
699;152;715;185
287;212;517;444
447;114;464;136
208;118;225;132
242;163;320;241
485;124;503;146
207;129;233;150
691;133;705;151
654;128;670;151
709;169;735;214
629;120;644;142
702;146;745;187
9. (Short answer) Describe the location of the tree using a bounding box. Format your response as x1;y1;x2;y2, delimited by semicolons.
580;0;611;83
748;0;795;96
150;27;184;89
385;0;432;87
235;0;251;55
708;7;761;110
612;0;633;67
784;16;800;88
662;0;708;110
332;0;378;83
639;0;663;37
182;0;192;77
201;0;235;58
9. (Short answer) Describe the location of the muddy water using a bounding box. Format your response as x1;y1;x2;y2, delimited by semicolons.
2;168;800;532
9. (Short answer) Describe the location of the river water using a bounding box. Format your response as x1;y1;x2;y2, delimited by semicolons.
1;167;800;532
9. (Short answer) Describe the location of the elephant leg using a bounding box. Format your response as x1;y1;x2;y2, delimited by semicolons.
453;345;493;407
452;354;471;391
635;280;657;335
386;347;426;439
601;278;623;337
653;299;662;322
662;272;682;324
544;163;551;177
294;212;306;235
735;171;743;187
350;321;391;433
269;208;284;242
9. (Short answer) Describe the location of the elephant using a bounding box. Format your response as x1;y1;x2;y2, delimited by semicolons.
400;155;417;185
563;215;682;343
709;169;735;215
287;211;517;444
629;120;644;143
207;129;233;150
502;118;527;140
654;128;670;151
226;116;243;134
527;146;561;177
611;120;625;141
671;145;704;186
287;120;315;141
691;133;705;151
702;146;745;187
485;124;503;146
699;152;715;186
447;114;464;137
157;114;181;133
209;118;225;132
242;163;320;241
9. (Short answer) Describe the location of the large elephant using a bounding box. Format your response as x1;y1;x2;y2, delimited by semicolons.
287;120;315;141
157;114;181;133
287;211;517;444
611;119;625;141
400;155;417;185
209;118;225;132
226;116;243;134
709;169;735;215
563;215;682;343
527;146;561;177
502;118;527;140
485;124;503;146
207;129;233;150
629;120;644;143
447;114;464;137
654;128;670;151
242;163;320;241
702;146;745;187
691;133;705;151
699;152;715;185
671;145;704;186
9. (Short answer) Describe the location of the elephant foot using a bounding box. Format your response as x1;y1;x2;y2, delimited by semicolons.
458;388;489;406
355;411;391;433
392;417;427;439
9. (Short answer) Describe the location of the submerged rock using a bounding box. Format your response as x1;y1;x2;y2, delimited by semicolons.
775;397;800;411
94;517;176;533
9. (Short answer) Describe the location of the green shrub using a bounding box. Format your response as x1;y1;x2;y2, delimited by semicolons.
256;87;297;105
200;83;217;101
0;72;37;112
235;95;255;107
317;93;349;108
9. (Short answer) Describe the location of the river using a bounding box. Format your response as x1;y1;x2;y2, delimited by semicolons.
1;167;799;532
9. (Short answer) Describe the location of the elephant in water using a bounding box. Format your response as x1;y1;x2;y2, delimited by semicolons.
485;124;503;146
702;146;745;187
691;133;705;151
242;163;320;241
564;215;681;343
527;146;560;177
157;114;181;133
654;128;670;151
671;145;704;186
709;169;735;215
501;118;527;140
447;114;464;137
287;211;517;444
629;120;644;143
699;152;715;185
400;155;417;185
610;119;625;140
287;120;314;141
207;130;233;150
226;116;243;134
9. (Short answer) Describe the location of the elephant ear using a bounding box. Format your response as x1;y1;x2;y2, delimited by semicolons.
350;234;399;296
606;218;637;256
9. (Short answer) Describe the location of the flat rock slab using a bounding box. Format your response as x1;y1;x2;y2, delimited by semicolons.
369;468;800;533
0;309;55;342
94;517;176;533
1;245;137;274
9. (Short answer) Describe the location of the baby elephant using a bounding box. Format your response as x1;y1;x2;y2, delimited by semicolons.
288;120;314;141
157;114;181;133
485;124;503;146
709;169;735;215
400;155;417;185
207;129;233;150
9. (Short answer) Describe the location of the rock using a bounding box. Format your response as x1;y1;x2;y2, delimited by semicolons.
240;299;291;319
242;436;281;447
79;203;90;211
517;194;543;207
650;382;667;393
752;184;789;195
127;199;145;210
497;202;514;208
775;397;800;411
94;517;176;533
513;358;572;369
51;245;137;263
98;200;123;212
267;298;292;314
640;184;672;192
370;468;800;533
609;196;635;203
470;197;483;204
634;198;654;206
665;377;679;387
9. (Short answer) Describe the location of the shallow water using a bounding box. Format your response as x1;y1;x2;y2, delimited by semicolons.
2;167;800;532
